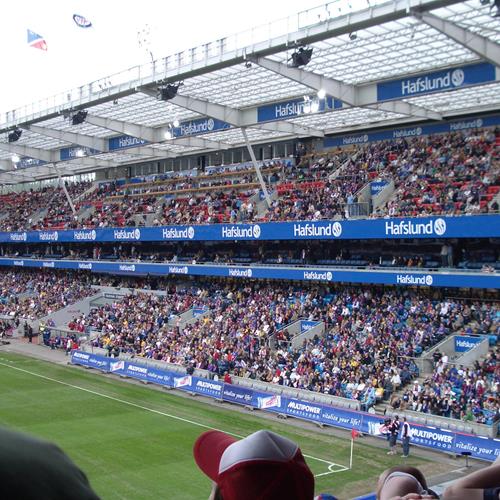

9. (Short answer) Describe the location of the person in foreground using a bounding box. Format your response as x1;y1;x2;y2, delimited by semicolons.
376;465;439;500
0;426;100;500
194;428;325;500
442;454;500;500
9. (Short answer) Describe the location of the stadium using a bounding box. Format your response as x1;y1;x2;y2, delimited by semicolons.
0;0;499;498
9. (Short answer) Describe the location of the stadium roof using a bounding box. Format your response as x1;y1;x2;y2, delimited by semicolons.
0;0;499;184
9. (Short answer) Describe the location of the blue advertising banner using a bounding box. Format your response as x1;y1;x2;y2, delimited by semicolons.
253;392;284;413
370;181;388;197
222;384;253;405
1;215;499;244
146;366;173;387
300;320;321;333
16;157;47;169
60;146;100;161
172;117;231;138
191;377;223;398
257;95;342;122
70;351;500;462
324;114;500;148
453;433;500;462
320;406;363;430
1;258;499;289
377;62;496;101
454;335;484;353
285;398;323;422
108;135;148;151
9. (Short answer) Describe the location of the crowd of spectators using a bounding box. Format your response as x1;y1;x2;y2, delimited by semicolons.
0;182;92;232
376;128;499;217
395;348;499;424
79;283;498;414
0;270;95;320
0;128;498;231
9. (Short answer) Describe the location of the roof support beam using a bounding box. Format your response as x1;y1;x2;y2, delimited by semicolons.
164;93;324;137
251;56;442;121
85;114;157;142
0;142;118;169
24;124;109;152
112;146;176;159
85;112;232;150
0;143;54;162
0;159;12;171
414;11;500;68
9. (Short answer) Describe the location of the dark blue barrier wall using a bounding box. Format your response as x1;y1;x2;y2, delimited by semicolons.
71;351;500;462
1;215;499;244
1;257;498;289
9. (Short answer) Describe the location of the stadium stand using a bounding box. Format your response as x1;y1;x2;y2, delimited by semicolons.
67;282;498;417
398;348;499;424
0;269;94;320
0;127;498;231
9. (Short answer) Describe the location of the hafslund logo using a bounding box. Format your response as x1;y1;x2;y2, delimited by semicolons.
113;228;141;240
293;222;342;238
221;224;261;239
228;268;253;278
119;264;136;272
401;68;466;96
385;218;446;236
9;232;27;242
39;231;58;241
162;226;195;240
74;229;97;241
396;274;433;286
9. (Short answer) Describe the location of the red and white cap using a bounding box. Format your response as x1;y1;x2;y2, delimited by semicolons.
193;429;315;500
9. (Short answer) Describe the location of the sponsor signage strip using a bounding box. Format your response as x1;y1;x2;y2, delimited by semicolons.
0;257;498;289
377;62;496;101
71;351;500;462
324;113;500;148
257;95;343;123
1;215;499;244
454;335;484;353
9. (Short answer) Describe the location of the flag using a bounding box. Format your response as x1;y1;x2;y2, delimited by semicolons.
27;29;47;51
351;429;360;440
73;14;92;29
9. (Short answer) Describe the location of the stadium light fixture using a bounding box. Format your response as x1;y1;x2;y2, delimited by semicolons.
11;154;20;163
75;149;85;158
164;130;173;140
71;110;88;125
8;128;22;143
289;47;313;68
493;0;500;16
317;88;326;99
173;119;180;127
159;83;180;101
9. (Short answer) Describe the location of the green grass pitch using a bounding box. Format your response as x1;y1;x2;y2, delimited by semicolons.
0;352;431;499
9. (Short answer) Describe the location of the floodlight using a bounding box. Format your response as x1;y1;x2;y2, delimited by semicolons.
72;110;88;125
8;128;22;143
160;84;180;101
290;47;313;68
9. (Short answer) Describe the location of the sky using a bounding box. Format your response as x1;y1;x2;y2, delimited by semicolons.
0;0;340;114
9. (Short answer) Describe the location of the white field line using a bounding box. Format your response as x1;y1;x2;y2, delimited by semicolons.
0;361;348;477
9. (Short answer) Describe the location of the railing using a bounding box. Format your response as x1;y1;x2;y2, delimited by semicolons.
1;0;383;125
384;407;499;439
80;344;360;411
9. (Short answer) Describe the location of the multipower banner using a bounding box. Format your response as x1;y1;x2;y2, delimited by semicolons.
0;257;498;289
1;215;499;244
71;351;500;462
